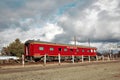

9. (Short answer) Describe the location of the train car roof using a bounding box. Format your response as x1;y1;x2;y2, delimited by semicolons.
25;40;97;49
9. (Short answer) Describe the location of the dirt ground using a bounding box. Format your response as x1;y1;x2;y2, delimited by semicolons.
0;61;120;80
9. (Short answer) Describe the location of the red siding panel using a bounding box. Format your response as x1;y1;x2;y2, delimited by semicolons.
25;41;97;57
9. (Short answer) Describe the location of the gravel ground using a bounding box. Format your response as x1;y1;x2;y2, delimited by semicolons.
0;61;120;80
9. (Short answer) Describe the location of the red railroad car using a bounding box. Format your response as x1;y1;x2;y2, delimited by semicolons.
24;40;97;60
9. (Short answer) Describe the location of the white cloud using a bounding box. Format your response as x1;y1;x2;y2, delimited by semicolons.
95;0;119;11
53;0;120;52
0;22;63;50
39;23;63;41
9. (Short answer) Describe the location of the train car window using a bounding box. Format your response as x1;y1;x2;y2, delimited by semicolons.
82;50;85;52
89;50;91;52
58;48;62;51
70;49;73;52
64;48;67;51
94;50;96;52
39;47;44;50
50;48;54;51
87;50;91;52
76;49;79;52
91;50;93;52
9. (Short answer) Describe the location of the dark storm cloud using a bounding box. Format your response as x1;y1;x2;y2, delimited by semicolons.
0;0;77;31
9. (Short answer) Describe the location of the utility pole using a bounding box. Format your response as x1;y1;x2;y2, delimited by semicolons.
74;36;77;46
73;36;77;63
88;38;90;47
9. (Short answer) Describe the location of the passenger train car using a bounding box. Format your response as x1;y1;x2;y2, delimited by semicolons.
24;40;97;61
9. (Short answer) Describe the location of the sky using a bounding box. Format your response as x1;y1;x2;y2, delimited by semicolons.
0;0;120;52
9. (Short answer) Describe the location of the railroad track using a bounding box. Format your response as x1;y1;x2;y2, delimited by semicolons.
0;60;120;74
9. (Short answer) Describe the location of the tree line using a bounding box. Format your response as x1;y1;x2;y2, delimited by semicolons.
1;38;24;57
